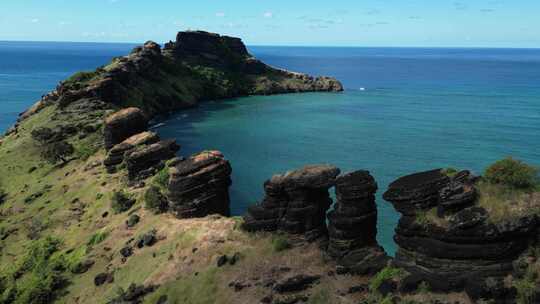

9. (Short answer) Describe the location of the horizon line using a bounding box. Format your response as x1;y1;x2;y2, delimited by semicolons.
1;39;540;50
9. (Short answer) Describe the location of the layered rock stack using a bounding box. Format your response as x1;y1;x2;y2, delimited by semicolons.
125;140;179;180
104;107;148;150
243;165;340;240
384;169;537;295
168;151;232;218
103;108;180;179
103;131;160;172
327;171;389;274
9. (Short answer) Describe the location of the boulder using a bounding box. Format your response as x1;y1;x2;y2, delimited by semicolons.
242;165;340;240
168;151;232;218
104;108;148;149
273;274;321;293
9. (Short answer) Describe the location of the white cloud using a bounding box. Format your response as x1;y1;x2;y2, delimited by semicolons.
30;18;40;23
263;11;273;18
215;12;225;17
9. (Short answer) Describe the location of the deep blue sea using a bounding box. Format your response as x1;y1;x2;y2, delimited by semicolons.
2;42;540;254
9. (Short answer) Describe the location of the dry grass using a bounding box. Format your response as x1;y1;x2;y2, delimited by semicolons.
476;181;540;222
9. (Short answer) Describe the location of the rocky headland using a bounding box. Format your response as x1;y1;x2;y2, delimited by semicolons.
0;30;539;304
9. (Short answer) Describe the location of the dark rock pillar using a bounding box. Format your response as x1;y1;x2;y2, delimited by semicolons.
168;151;232;218
243;165;340;241
327;171;389;274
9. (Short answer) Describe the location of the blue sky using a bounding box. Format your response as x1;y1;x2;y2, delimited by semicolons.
1;0;539;47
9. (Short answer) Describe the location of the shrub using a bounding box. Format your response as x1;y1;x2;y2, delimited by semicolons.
369;266;404;292
144;186;169;214
41;141;74;164
484;157;539;190
1;236;71;304
514;277;537;304
87;231;109;247
111;191;135;214
441;167;458;177
271;235;291;252
153;167;170;189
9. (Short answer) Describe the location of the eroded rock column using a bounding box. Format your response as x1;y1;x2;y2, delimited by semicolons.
168;151;232;218
327;171;389;274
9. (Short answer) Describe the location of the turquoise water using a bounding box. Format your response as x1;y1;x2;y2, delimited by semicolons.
1;43;540;253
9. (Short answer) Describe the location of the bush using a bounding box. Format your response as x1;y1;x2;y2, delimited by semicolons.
514;277;537;304
41;141;74;164
484;157;539;190
369;266;404;292
111;191;135;214
4;236;70;304
153;167;170;189
271;235;291;252
144;186;169;214
441;167;458;177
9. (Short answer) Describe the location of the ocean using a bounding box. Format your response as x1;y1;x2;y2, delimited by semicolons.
1;42;540;254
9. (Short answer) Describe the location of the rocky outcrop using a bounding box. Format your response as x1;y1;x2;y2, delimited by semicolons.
384;169;538;294
125;139;179;180
327;171;389;274
103;131;160;172
104;108;148;150
242;165;340;240
168;151;232;218
9;31;343;130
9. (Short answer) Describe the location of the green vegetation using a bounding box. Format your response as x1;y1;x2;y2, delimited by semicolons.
0;237;70;304
417;281;431;294
153;167;170;189
484;157;539;190
87;230;109;247
144;186;168;214
514;274;537;304
41;141;74;164
441;167;459;177
369;266;404;292
271;235;292;252
307;288;331;304
144;268;219;304
64;71;98;86
111;191;135;214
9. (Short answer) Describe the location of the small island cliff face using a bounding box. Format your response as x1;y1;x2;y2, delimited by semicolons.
0;31;539;304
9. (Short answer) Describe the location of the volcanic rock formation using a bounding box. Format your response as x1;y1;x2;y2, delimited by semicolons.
168;151;232;218
103;131;160;173
384;169;538;297
242;165;340;240
327;171;389;274
103;107;148;150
